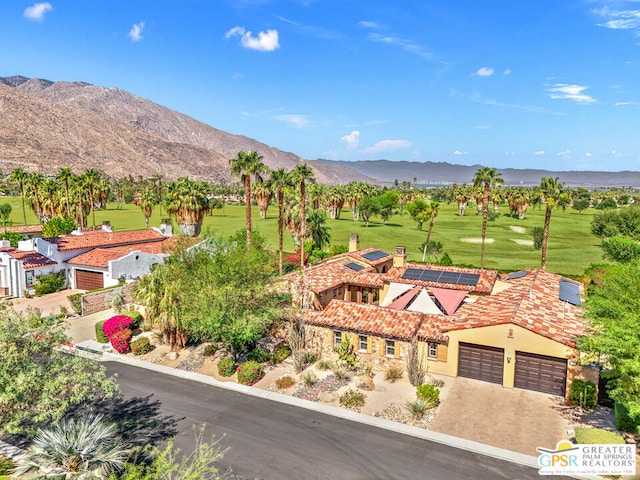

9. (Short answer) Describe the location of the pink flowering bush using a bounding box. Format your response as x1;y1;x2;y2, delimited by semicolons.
110;328;132;353
103;315;133;338
237;360;263;386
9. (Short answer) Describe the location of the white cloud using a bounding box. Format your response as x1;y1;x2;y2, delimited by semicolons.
23;2;52;21
548;84;596;104
557;149;572;159
534;150;545;155
225;26;280;51
611;149;622;157
585;152;592;157
453;150;468;155
503;68;512;75
341;130;360;150
475;67;494;77
368;33;436;61
128;22;145;42
594;4;640;31
616;101;640;106
358;21;382;29
274;114;310;128
362;139;411;153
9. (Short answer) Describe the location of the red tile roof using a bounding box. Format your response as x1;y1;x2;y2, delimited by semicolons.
66;237;184;268
306;299;449;342
449;269;585;347
45;229;167;251
0;247;56;269
0;224;43;235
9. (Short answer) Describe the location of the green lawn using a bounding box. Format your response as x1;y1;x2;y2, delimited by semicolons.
3;196;604;276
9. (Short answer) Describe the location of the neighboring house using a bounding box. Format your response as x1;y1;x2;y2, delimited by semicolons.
0;243;57;297
0;222;182;297
0;224;44;239
290;234;589;398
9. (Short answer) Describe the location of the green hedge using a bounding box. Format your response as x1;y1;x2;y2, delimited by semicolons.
68;292;82;314
95;320;109;343
615;401;640;433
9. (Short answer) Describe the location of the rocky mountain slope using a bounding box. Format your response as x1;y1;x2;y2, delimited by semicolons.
0;75;376;185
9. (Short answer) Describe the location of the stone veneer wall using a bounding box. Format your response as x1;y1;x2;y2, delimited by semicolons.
81;282;136;315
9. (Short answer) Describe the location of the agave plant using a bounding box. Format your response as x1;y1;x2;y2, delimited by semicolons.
14;414;128;479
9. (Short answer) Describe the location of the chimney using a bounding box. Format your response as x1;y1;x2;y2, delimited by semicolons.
349;233;360;252
159;219;173;237
101;221;112;232
393;246;407;267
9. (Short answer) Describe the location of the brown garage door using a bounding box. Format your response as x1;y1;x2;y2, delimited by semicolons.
76;269;104;290
514;351;567;396
458;343;504;385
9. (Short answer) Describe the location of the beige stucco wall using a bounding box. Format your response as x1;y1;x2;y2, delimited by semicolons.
420;323;577;390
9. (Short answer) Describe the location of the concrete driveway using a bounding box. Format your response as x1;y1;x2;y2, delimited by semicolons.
8;289;84;316
430;377;569;456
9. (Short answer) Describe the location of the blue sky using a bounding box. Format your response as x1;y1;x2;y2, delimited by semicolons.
2;1;640;171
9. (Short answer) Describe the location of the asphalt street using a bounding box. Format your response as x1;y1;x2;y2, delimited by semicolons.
103;361;569;480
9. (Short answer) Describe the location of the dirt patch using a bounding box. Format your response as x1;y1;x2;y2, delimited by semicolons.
511;239;534;246
510;225;526;234
460;237;495;244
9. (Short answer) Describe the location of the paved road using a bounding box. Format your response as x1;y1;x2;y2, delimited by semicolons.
105;361;561;480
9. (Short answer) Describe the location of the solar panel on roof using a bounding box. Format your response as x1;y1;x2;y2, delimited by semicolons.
559;278;581;306
362;250;389;261
508;270;527;280
458;273;480;286
401;268;422;280
438;272;461;284
345;262;365;271
421;270;442;282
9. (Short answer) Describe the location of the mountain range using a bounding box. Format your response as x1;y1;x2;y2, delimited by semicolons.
2;75;640;188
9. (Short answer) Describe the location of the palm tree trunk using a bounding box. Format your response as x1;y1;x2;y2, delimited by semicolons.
480;186;489;269
541;206;552;269
422;215;436;262
245;176;252;245
20;185;27;225
278;191;284;275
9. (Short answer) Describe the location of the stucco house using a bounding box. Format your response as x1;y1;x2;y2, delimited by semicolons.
289;234;589;398
0;243;58;297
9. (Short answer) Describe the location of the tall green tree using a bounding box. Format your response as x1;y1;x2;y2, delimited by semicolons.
0;310;118;435
306;209;331;251
229;150;268;245
164;177;211;236
139;188;157;228
269;168;292;275
540;176;562;269
473;167;503;269
8;167;29;225
406;198;430;230
56;167;75;217
422;200;440;262
290;164;315;269
83;168;102;227
14;414;127;479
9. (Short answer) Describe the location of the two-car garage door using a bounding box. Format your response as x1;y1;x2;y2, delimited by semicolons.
458;343;567;396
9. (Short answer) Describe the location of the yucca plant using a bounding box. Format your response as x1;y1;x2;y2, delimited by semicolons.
405;398;427;419
14;414;127;479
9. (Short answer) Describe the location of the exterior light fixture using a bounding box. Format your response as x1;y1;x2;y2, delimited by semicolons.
507;352;512;363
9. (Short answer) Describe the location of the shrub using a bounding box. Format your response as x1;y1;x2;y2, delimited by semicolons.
416;384;440;407
303;351;318;365
272;345;292;364
0;456;14;475
237;360;263;385
95;320;109;343
316;359;334;370
385;365;403;383
275;376;296;390
103;315;133;338
405;399;427;419
339;389;366;411
68;292;82;314
246;347;272;363
110;328;132;353
302;371;317;387
217;357;236;377
130;337;152;356
203;344;218;357
128;310;143;329
574;427;625;444
568;379;597;410
34;271;65;296
332;365;349;380
333;337;358;369
615;401;640;433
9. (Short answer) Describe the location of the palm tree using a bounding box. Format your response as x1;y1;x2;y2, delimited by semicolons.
56;167;74;217
290;164;315;269
306;209;331;251
8;168;29;225
252;181;273;219
540;177;562;269
83;168;102;226
14;414;127;479
164;177;211;236
325;186;345;220
269;168;292;275
25;172;46;223
453;184;471;216
421;200;440;262
139;188;156;228
473;167;503;269
229;150;269;245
